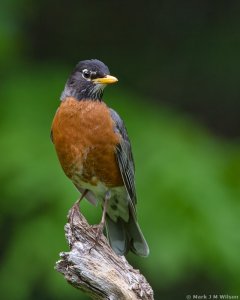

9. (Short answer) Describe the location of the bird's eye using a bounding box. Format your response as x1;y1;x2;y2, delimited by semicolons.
82;69;91;79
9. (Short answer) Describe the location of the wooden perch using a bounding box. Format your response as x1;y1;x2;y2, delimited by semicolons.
55;203;154;300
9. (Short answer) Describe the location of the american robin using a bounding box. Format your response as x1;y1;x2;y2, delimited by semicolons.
51;59;149;256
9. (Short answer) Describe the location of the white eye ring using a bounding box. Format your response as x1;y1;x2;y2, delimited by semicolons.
82;69;91;80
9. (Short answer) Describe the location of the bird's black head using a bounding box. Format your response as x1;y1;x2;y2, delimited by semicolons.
61;59;118;101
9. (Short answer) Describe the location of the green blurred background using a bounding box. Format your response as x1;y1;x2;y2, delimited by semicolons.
1;1;240;299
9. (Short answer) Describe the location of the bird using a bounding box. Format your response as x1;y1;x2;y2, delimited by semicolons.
51;59;149;257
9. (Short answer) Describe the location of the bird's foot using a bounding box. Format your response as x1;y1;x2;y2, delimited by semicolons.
88;223;104;253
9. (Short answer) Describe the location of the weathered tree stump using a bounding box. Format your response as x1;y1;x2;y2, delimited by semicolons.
55;203;154;300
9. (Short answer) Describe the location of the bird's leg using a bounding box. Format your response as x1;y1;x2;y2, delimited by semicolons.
89;190;111;252
70;189;89;224
97;190;111;235
76;189;89;206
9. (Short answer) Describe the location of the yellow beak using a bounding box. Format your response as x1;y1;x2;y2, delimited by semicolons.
92;75;118;84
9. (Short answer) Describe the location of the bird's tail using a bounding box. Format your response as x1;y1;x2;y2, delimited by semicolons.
105;210;149;257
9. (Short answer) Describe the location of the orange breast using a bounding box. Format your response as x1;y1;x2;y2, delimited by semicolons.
51;97;123;187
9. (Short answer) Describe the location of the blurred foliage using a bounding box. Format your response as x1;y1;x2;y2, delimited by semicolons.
2;0;240;136
12;0;240;137
0;66;240;300
1;1;240;300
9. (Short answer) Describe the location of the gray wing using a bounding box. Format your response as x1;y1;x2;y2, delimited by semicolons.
110;108;137;206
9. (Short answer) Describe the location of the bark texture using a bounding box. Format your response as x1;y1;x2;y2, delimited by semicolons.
55;203;154;300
